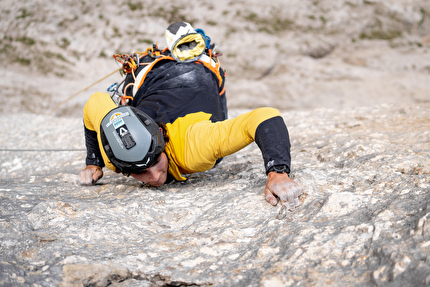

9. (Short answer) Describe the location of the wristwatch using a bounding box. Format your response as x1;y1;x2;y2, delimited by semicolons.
267;164;290;174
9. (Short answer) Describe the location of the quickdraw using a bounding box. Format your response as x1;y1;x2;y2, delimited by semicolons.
113;53;140;75
107;80;134;106
113;43;166;74
144;42;165;58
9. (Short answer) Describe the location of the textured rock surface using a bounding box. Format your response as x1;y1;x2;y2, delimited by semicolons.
1;104;429;286
1;0;430;286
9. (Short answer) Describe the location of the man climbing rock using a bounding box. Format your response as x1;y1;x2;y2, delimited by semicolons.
76;22;302;211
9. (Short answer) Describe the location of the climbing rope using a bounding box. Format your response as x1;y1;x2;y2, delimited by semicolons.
0;148;86;152
51;67;121;114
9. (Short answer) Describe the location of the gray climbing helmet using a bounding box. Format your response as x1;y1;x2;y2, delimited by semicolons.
100;106;165;175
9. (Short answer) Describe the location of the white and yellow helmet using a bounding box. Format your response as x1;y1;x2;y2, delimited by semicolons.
165;22;206;62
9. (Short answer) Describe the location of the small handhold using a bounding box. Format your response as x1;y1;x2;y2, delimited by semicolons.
276;205;287;220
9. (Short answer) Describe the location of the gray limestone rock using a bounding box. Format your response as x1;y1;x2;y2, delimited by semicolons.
1;103;429;286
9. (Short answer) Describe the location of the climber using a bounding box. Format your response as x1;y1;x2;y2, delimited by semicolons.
76;22;302;211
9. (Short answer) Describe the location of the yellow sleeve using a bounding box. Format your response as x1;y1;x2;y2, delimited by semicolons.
182;107;281;173
83;92;117;171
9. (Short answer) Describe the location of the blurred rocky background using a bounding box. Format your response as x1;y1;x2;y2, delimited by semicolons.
0;0;430;286
1;0;430;115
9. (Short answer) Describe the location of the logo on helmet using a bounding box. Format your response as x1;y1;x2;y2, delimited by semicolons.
106;112;130;128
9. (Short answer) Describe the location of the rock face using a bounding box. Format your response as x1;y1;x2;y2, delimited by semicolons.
1;0;430;285
1;103;429;286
